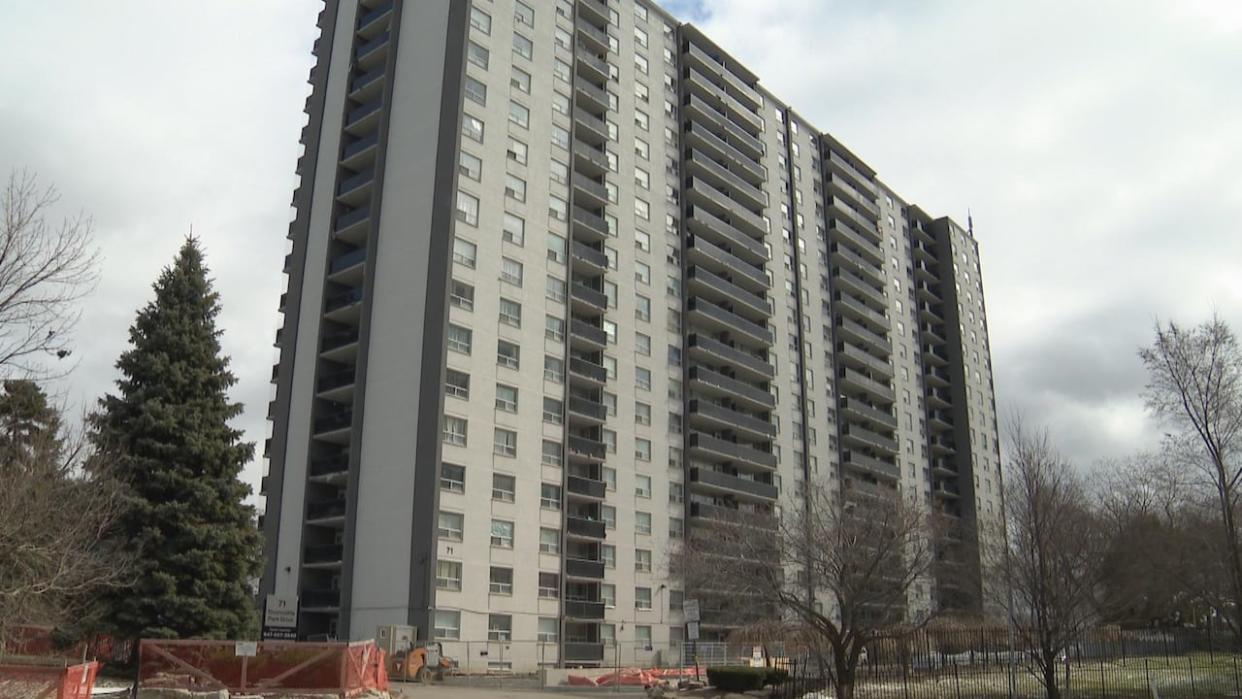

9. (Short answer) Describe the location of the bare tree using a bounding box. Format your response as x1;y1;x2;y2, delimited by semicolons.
991;420;1101;699
674;482;938;699
1139;315;1242;638
0;170;99;377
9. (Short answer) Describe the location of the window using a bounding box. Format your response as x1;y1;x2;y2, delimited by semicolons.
537;617;558;643
445;369;470;399
492;473;516;502
634;25;649;47
494;428;517;457
436;560;462;590
458;151;482;181
635;402;651;425
499;297;522;326
601;584;616;607
601;505;616;530
635;109;649;130
440;462;465;492
543;397;564;425
635;167;650;190
507;137;528;165
635;198;650;221
635;81;649;104
635;137;649;160
514;0;534;26
635;367;651;390
545;315;566;342
490;566;513;595
456;190;479;225
552;58;571;82
540;527;560;554
603;356;617;381
636;296;651;322
452;237;476;267
550;158;569;185
636;333;651;356
602;544;616;569
449;280;474;312
508;100;530;128
549;194;568;221
490;519;515;548
497;340;520;369
488;614;512;641
634;53;649;75
464;76;487;105
538;572;559;598
543;355;564;383
505;173;526;201
635;511;652;536
434;610;461;640
552;125;570;150
462;115;484;143
604;467;617;491
469;7;491;34
635;474;651;497
541;483;562;510
635;261;651;284
449;325;471;355
635;549;653;574
542;439;563;467
511;66;531;94
546;233;567;263
512;32;533;60
635;438;651;462
499;213;525;247
442;415;467;447
635;585;652;608
438;511;464;540
495;384;518;412
546;276;567;303
669;517;684;539
467;41;489;69
501;258;524;286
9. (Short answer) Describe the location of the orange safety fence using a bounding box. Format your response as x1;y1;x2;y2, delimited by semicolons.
0;661;100;699
138;639;387;697
567;666;705;687
3;626;131;664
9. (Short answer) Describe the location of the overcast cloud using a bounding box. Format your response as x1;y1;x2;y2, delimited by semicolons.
1;1;1239;502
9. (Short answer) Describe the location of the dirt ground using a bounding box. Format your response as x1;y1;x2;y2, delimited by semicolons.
391;682;649;698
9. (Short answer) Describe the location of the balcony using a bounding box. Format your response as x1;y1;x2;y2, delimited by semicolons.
829;199;883;246
568;434;606;460
324;288;364;323
688;431;777;470
576;0;609;25
564;642;605;662
687;334;774;381
571;241;608;271
918;302;944;325
573;107;609;146
930;435;957;455
568;357;607;385
685;177;766;238
824;149;877;198
839;397;898;430
355;31;390;71
685;234;767;291
567;516;606;540
309;456;350;480
837;342;892;378
841;451;900;481
834;292;888;332
570;319;607;349
567;475;607;499
687;365;775;410
687;298;773;346
565;600;606;621
928;410;954;432
835;316;891;356
832;266;886;309
303;544;344;567
825;172;880;219
302;588;341;609
916;281;944;305
925;366;951;387
686;265;771;318
344;100;382;137
690;467;778;501
926;387;952;408
686;148;766;210
683;95;765;173
841;423;899;455
316;368;356;398
571;205;609;240
574;19;609;53
838;367;895;403
934;482;962;500
336;169;374;206
575;47;608;82
689;399;775;439
920;323;947;345
313;410;353;441
570;283;607;312
573;77;609;113
832;243;886;288
683;121;764;185
348;68;385;104
931;458;958;476
686;205;768;267
565;557;605;579
922;344;950;366
571;172;608;207
828;218;884;264
333;205;371;242
320;330;360;361
568;396;607;424
572;140;609;176
682;66;765;143
307;499;347;522
357;0;393;37
328;247;367;278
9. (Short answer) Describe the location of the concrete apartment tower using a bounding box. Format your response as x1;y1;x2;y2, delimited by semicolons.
260;0;1004;670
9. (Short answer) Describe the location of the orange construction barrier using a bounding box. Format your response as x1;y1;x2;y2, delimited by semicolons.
0;661;100;699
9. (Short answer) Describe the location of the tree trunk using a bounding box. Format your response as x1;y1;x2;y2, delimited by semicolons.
1216;478;1242;647
1043;661;1061;699
834;650;855;699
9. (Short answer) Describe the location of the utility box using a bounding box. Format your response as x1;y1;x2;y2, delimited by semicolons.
376;625;417;658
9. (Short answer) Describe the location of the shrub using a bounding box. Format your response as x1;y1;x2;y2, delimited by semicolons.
707;666;788;691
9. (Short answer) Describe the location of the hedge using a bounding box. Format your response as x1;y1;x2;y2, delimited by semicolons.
706;666;790;692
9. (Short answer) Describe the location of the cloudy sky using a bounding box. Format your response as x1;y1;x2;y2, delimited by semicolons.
1;1;1240;501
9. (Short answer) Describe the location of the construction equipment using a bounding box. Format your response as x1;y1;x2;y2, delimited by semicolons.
390;642;455;682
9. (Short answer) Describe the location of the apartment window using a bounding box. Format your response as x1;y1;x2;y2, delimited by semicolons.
464;76;487;106
635;367;651;390
508;100;530;128
455;190;479;225
444;369;470;400
546;276;567;303
498;297;522;326
442;415;467;447
604;280;619;308
635;109;649;130
434;610;461;640
458;151;482;181
635;402;651;425
636;333;651;356
497;340;520;369
549;195;568;221
501;258;524;286
635;261;651;284
514;0;534;26
545;315;566;342
469;7;491;34
540;483;562;510
604;467;617;491
488;614;512;641
542;439;563;467
635;474;652;497
669;517;684;539
602;544;616;568
635;198;650;221
438;511;464;540
539;572;559;599
551;125;570;150
505;173;527;202
635;230;651;252
492;473;516;502
636;296;651;322
507;136;528;165
495;384;518;412
436;560;462;590
467;41;489;69
636;626;652;650
634;81;649;105
553;58;571;82
440;462;465;493
635;511;652;536
511;66;531;94
602;428;617;454
635;438;651;462
537;617;558;643
635;137;649;160
490;519;515;548
543;355;564;383
635;585;652;607
449;280;474;311
462;115;484;143
452;237;476;268
669;482;683;504
447;323;470;356
497;213;526;247
543;397;564;425
490;566;514;595
603;392;617;416
634;53;649;75
635;167;650;190
540;527;560;554
601;584;616;607
547;233;567;263
603;355;617;381
601;505;616;530
494;428;518;457
512;32;533;60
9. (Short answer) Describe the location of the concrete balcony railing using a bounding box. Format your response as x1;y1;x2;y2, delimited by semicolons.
690;467;778;501
687;333;774;380
687;431;777;470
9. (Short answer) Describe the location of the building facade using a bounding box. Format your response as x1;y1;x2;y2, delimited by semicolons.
260;0;1003;669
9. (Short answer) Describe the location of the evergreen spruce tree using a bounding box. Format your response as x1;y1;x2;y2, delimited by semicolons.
92;238;260;640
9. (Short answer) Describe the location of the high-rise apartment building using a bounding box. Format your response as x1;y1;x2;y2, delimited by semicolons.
260;0;1003;669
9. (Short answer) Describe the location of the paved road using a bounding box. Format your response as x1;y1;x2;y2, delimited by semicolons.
392;682;648;699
